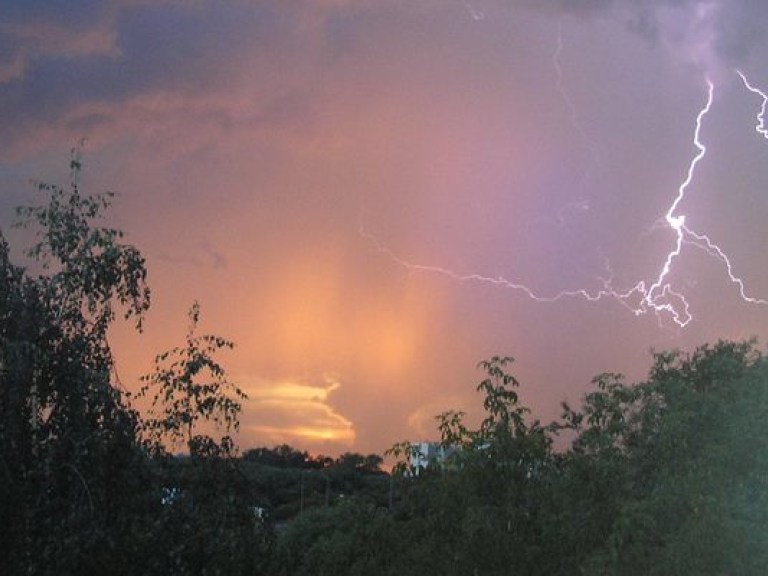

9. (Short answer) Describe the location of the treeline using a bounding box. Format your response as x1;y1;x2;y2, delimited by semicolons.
242;445;383;473
2;158;768;574
240;446;389;523
276;342;768;575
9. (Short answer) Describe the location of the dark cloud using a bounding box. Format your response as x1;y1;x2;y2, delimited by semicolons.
0;1;304;154
0;0;111;29
115;2;283;91
499;0;767;66
712;2;768;64
0;0;118;85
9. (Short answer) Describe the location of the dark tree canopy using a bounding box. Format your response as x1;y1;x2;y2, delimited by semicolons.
0;154;264;575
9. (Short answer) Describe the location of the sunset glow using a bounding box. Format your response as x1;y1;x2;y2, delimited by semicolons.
2;1;768;456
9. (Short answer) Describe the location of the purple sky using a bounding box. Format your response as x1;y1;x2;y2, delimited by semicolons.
2;0;768;455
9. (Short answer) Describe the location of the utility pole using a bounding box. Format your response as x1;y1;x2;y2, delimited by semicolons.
300;470;304;515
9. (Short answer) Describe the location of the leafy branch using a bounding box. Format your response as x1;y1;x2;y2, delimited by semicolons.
138;302;246;457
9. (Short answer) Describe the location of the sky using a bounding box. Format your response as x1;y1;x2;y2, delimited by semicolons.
2;0;768;456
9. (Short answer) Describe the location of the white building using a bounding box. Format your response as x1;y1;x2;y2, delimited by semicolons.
408;441;454;475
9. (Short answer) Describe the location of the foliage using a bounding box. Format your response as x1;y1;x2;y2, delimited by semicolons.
384;440;424;477
243;444;317;469
239;448;390;523
585;340;768;574
0;153;265;575
371;343;768;576
0;150;151;574
270;497;398;576
14;148;150;333
138;302;246;457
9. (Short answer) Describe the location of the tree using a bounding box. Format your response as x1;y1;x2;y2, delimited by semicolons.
270;497;398;576
584;340;768;574
335;452;383;473
384;357;558;575
0;152;267;575
0;149;152;574
138;301;246;457
243;445;312;469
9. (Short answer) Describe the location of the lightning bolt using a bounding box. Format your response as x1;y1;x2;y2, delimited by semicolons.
737;70;768;140
461;1;485;22
358;220;639;305
637;79;714;326
548;21;600;226
553;22;591;157
363;72;768;327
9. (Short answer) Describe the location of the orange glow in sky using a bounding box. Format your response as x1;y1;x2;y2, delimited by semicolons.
2;1;768;456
